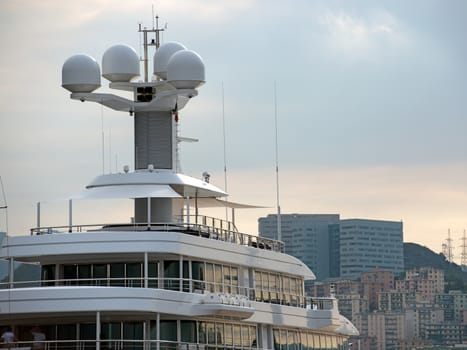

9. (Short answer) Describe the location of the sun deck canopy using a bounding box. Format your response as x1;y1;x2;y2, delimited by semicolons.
71;171;228;200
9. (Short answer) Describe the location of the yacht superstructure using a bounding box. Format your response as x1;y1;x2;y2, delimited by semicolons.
0;21;357;349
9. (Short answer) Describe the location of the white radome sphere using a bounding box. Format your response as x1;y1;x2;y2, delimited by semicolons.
153;41;187;80
62;54;101;93
167;50;205;89
102;44;140;82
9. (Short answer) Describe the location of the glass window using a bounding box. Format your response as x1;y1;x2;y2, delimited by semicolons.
224;324;233;347
270;274;278;303
280;330;287;350
330;335;338;349
207;322;216;345
78;265;91;286
183;261;190;292
127;263;142;288
214;264;223;292
290;279;297;306
41;265;55;286
102;322;121;340
192;262;204;292
273;329;281;350
160;320;177;341
57;324;76;340
224;265;232;293
199;322;206;344
148;262;158;288
282;277;290;305
231;267;239;294
241;325;250;347
306;333;314;350
79;323;96;340
110;263;125;287
250;326;257;348
93;264;107;286
164;261;180;291
299;332;307;350
124;322;143;350
325;335;332;349
255;272;262;301
181;321;196;343
216;323;224;346
205;263;214;292
287;330;298;350
262;272;270;302
63;265;77;285
233;324;241;347
312;334;320;349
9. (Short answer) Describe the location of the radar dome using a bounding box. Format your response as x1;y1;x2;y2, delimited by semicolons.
153;41;187;80
62;54;101;93
102;44;140;82
167;50;205;89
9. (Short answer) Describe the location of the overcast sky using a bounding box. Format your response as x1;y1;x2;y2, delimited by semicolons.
1;0;467;263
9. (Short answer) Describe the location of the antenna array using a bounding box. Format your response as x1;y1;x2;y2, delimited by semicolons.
138;15;165;82
461;230;467;267
442;229;454;263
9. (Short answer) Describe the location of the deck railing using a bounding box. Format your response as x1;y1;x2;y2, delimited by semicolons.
29;215;284;253
0;277;335;311
0;338;349;350
1;339;261;350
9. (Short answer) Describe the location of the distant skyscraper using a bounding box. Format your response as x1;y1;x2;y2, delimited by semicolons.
339;219;404;279
258;215;404;281
258;214;340;280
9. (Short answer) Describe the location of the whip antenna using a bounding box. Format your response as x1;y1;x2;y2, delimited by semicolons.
0;176;9;234
274;81;282;242
222;82;229;221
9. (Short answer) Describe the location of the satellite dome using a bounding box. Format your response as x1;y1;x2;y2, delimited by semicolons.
102;44;140;82
62;54;101;93
167;50;205;89
153;41;186;80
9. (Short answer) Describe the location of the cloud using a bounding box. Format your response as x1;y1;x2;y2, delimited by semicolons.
317;9;409;62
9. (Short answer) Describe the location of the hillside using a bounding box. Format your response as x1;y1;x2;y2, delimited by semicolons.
404;242;467;292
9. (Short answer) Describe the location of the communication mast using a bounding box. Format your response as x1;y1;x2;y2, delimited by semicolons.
138;15;165;82
461;230;467;267
442;229;454;263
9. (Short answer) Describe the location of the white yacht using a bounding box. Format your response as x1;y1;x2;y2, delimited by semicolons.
0;22;358;349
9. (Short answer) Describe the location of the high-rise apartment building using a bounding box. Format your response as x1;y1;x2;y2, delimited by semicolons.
258;215;404;281
361;269;395;311
339;219;404;279
258;214;340;280
396;268;444;304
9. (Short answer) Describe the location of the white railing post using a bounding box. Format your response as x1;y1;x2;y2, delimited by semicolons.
144;252;148;288
8;257;14;289
68;199;73;233
96;311;101;350
156;313;160;350
37;202;41;231
147;197;151;230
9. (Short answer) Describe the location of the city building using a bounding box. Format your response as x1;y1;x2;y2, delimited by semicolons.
451;291;467;323
258;215;404;281
339;219;404;279
367;312;406;350
258;214;340;280
396;268;444;304
425;322;467;345
378;291;406;312
361;269;394;311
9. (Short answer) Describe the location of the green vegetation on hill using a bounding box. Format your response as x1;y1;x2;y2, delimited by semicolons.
404;242;467;292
